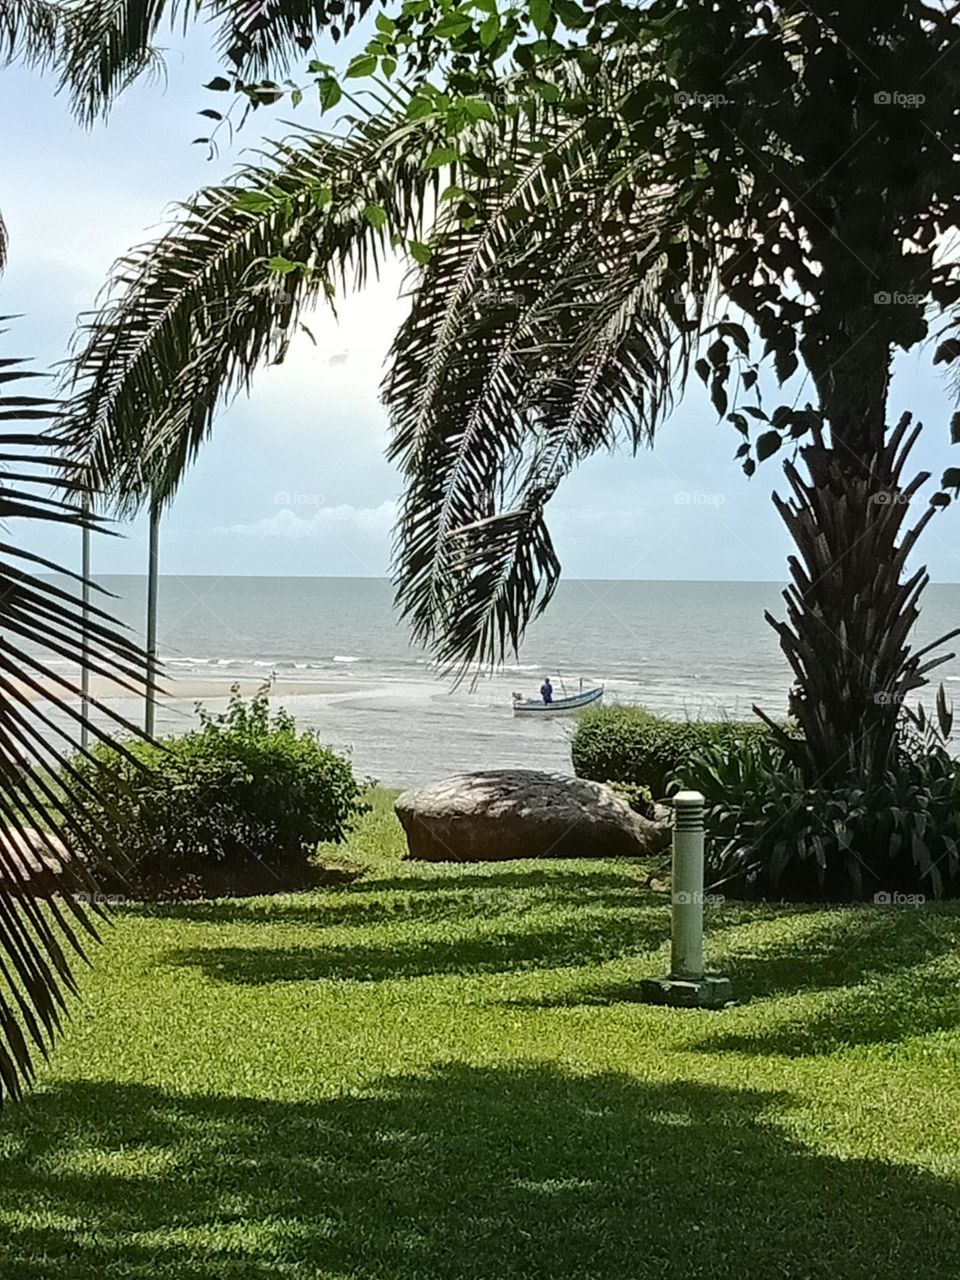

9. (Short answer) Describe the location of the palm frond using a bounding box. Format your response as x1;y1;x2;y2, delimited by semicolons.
55;0;375;124
386;64;718;671
0;343;151;1103
62;105;440;514
0;0;59;68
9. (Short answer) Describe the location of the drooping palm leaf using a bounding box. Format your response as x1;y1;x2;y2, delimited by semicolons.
61;98;443;512
0;339;150;1102
0;0;59;68
385;59;722;670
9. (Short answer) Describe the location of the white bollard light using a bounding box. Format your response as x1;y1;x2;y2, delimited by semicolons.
671;791;706;979
639;790;733;1009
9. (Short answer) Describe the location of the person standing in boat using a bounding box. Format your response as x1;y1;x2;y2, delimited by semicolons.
540;677;554;705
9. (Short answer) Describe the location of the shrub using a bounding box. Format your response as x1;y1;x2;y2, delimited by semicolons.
685;714;960;902
605;780;655;819
571;706;770;797
66;686;364;897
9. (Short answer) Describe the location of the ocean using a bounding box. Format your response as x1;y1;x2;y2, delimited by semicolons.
30;576;960;787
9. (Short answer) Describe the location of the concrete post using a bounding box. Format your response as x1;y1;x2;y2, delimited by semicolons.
639;790;733;1009
671;791;705;979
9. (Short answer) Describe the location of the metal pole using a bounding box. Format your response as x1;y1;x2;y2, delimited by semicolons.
670;791;705;979
80;499;91;751
144;502;160;737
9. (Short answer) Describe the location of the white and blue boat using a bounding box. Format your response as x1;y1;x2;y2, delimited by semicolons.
511;685;603;717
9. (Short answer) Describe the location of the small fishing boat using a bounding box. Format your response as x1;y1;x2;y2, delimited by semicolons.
512;685;603;717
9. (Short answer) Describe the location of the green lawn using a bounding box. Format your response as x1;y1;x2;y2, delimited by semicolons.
2;793;960;1278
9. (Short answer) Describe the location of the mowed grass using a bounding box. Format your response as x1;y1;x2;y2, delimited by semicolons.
2;791;960;1278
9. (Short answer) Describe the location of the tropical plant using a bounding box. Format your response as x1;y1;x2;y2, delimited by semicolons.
65;685;365;896
54;4;960;893
0;338;151;1101
687;692;960;901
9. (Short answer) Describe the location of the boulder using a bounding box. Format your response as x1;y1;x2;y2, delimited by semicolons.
0;829;66;893
395;769;671;862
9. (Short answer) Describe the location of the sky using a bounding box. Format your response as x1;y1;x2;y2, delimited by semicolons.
4;19;960;583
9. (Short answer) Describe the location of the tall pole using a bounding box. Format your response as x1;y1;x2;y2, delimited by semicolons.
80;498;91;751
145;501;160;737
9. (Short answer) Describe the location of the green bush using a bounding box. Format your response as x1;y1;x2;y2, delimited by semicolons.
605;780;655;819
571;706;770;797
685;720;960;902
67;686;364;896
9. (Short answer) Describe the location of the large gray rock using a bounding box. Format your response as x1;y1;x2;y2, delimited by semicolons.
395;769;670;862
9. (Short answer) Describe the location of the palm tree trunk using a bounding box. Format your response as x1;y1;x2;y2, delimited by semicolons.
758;415;958;785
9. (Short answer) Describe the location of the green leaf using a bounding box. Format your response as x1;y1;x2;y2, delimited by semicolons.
529;0;553;33
267;256;298;274
345;54;378;78
234;192;274;214
756;430;782;462
424;146;458;168
409;240;433;265
433;12;473;36
204;77;232;91
479;14;500;46
375;11;396;33
319;77;342;111
363;203;388;229
463;98;495;121
407;93;435;119
290;87;303;108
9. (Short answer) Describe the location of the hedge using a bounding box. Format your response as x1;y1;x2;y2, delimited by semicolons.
570;705;771;797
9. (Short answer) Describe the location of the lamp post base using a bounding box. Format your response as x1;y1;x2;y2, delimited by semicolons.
639;974;733;1009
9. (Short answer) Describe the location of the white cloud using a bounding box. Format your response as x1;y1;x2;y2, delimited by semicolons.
225;500;397;541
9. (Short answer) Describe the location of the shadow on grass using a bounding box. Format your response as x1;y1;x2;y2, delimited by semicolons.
506;906;960;1043
165;911;672;984
131;866;656;928
698;905;960;1056
1;1065;957;1279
